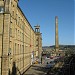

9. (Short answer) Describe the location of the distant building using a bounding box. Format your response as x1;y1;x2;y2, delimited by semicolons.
34;25;42;62
0;0;42;75
42;46;53;56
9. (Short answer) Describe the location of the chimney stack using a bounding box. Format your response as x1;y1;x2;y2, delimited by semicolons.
55;16;59;54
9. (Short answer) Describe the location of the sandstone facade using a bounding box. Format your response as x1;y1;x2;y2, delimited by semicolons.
0;0;42;75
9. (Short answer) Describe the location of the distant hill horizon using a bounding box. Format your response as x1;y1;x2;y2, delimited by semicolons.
42;45;75;50
42;45;75;47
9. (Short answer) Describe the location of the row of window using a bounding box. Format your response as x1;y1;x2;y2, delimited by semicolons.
15;28;23;41
10;42;32;55
14;43;24;55
10;27;35;43
10;27;24;41
16;55;31;69
16;16;24;30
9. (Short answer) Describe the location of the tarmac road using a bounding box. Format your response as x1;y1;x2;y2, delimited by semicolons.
23;64;49;75
24;57;55;75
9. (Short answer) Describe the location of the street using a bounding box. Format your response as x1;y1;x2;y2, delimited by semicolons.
23;57;56;75
23;64;47;75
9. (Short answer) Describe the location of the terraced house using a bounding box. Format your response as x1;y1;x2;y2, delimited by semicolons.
0;0;42;75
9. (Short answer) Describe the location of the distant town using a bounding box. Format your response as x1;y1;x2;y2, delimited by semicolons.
42;45;75;56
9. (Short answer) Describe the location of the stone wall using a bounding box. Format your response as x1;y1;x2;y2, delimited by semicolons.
0;0;42;75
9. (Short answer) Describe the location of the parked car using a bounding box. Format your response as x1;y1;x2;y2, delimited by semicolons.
45;61;55;69
45;56;50;59
50;56;54;59
50;61;55;67
45;63;52;69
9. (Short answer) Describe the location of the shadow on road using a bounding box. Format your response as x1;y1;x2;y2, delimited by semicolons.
11;62;17;75
32;65;47;72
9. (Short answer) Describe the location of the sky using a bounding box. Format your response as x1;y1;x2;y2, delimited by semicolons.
19;0;74;46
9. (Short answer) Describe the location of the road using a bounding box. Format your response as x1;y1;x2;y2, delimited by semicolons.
23;64;48;75
23;57;55;75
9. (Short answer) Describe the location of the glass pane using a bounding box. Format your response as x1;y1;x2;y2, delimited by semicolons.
0;7;4;13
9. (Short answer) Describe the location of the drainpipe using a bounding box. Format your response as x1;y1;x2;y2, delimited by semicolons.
23;24;24;73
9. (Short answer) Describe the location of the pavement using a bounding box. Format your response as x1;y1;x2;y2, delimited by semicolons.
23;63;48;75
23;57;63;75
23;59;55;75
